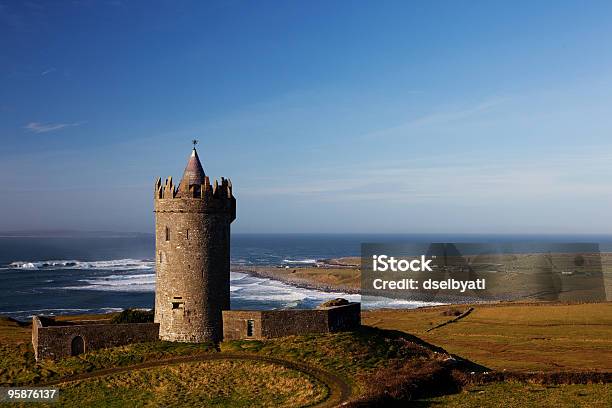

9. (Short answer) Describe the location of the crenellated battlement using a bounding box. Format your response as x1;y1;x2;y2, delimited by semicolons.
154;175;236;221
155;176;234;200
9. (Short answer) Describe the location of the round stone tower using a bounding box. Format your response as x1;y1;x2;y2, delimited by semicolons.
154;147;236;342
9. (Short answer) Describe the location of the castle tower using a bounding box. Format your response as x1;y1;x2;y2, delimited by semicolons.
154;146;236;342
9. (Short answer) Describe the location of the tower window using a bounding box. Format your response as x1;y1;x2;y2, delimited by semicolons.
186;229;189;240
246;319;255;337
159;252;163;263
165;226;170;241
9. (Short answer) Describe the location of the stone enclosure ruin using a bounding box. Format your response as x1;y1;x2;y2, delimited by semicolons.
32;316;159;361
223;302;361;340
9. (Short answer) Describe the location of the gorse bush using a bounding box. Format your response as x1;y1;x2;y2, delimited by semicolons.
111;309;154;324
318;298;349;308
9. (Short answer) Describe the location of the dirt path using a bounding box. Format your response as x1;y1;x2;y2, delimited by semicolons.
42;352;352;408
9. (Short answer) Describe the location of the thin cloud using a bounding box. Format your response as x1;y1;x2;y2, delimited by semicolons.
41;68;56;76
240;148;612;204
24;122;83;133
362;97;508;140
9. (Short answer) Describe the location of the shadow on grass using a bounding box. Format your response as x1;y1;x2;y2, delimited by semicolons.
346;326;491;407
6;317;31;328
349;325;611;406
359;324;491;372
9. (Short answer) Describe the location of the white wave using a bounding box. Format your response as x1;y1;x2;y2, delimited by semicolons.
361;296;444;310
282;259;318;264
67;284;156;292
83;273;154;281
229;272;249;280
9;261;44;269
2;307;124;320
47;262;440;310
228;273;360;305
8;259;154;271
80;259;154;270
4;307;123;314
64;272;156;292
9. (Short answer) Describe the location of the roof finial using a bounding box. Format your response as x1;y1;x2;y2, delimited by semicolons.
192;139;198;149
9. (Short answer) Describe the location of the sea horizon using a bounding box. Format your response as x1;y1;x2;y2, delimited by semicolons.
2;232;612;321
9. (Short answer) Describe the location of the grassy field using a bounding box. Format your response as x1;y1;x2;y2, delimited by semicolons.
53;360;327;408
1;302;611;406
362;302;612;406
419;382;612;407
219;327;433;380
0;317;218;386
363;302;612;372
0;316;446;406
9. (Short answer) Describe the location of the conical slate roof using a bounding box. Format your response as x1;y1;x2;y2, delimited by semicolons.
177;148;206;193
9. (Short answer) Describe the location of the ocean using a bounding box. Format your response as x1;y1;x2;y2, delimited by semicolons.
2;233;612;320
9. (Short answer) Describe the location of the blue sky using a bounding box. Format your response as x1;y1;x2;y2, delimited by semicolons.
2;0;612;233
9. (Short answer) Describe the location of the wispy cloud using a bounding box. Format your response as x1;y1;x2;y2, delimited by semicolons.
362;97;508;140
240;148;612;205
41;68;56;76
24;122;83;133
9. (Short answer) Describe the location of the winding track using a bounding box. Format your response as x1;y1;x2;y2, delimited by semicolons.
42;353;352;408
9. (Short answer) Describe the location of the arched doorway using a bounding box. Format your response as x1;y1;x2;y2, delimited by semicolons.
71;336;85;356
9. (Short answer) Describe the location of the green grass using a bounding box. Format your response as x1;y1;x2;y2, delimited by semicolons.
221;326;434;383
0;318;216;386
419;382;612;407
2;303;610;407
0;317;440;406
52;360;327;408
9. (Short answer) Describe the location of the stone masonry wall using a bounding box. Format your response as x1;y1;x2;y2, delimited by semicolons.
260;310;329;338
222;303;361;340
32;317;159;361
327;302;362;331
221;311;263;340
154;182;235;343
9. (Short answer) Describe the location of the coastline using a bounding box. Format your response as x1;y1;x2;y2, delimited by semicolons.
232;265;360;295
233;252;612;305
232;256;361;295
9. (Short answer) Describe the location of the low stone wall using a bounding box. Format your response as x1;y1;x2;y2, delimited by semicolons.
32;316;160;361
221;311;264;340
326;302;362;331
32;303;361;357
222;302;361;340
